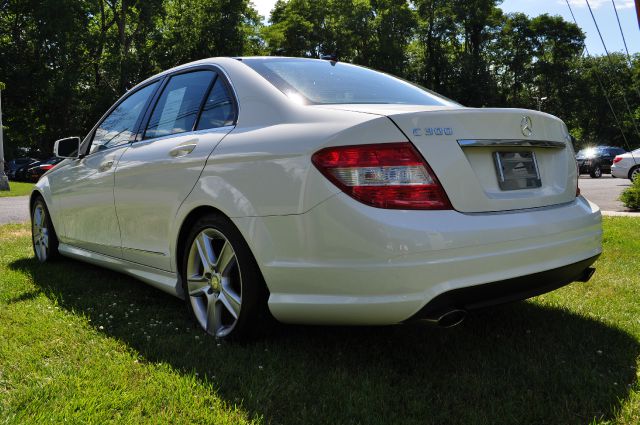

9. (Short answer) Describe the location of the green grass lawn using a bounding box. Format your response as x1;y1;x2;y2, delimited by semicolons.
0;181;33;197
1;218;640;424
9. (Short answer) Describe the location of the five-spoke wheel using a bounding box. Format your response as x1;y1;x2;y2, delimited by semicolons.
31;197;58;262
182;213;269;340
187;228;243;338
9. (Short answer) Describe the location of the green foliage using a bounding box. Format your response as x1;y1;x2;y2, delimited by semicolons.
0;0;639;158
620;174;640;210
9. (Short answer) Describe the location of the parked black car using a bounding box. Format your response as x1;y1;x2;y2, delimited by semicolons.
7;157;38;180
575;146;627;178
25;157;63;182
14;159;43;181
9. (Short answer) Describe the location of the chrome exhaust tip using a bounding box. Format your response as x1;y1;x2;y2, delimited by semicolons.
420;309;467;328
437;309;467;328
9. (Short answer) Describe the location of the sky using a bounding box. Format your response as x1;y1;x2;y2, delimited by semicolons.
251;0;640;56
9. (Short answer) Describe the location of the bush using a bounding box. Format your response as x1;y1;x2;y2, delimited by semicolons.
620;177;640;210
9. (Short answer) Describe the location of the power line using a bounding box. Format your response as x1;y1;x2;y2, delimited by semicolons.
611;0;640;99
612;0;632;61
564;0;632;150
585;0;640;145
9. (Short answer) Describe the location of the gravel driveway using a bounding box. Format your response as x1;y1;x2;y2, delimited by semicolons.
0;196;30;224
578;175;631;212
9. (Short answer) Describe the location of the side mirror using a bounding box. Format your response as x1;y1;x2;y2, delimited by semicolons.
54;137;81;159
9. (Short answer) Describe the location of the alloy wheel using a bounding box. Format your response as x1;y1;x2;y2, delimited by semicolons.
186;228;242;338
32;204;49;262
632;167;640;182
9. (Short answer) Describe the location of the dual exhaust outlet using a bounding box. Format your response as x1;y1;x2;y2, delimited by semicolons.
417;267;597;328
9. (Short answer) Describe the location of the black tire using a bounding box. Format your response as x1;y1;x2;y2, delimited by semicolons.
31;196;60;262
629;166;640;182
589;166;602;178
180;213;270;340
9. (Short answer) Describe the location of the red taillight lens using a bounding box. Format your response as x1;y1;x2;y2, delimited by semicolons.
576;161;580;197
312;142;451;209
613;156;623;164
40;164;54;170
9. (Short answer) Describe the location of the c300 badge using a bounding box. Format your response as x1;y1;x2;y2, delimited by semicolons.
412;127;453;136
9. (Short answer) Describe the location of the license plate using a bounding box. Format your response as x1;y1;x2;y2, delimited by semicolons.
493;151;541;191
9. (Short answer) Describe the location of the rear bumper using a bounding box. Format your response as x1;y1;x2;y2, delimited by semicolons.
611;163;629;178
410;255;598;320
233;195;602;325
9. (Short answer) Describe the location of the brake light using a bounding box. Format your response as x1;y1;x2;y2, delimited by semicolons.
39;164;54;170
613;156;623;164
311;142;451;209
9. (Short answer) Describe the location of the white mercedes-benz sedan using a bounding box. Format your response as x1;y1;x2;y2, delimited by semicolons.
31;57;602;339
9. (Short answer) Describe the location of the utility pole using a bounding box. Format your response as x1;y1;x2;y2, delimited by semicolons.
0;82;9;192
536;96;548;111
636;0;640;28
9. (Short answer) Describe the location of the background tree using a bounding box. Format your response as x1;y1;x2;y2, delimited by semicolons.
0;0;638;158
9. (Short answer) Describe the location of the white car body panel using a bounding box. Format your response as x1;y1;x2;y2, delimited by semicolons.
47;146;128;258
33;57;603;326
115;127;233;270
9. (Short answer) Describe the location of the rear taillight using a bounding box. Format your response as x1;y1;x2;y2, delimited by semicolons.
576;161;580;197
40;164;54;170
613;156;623;164
311;142;451;210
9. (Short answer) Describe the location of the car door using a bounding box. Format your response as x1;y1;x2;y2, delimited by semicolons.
48;81;160;258
114;68;237;270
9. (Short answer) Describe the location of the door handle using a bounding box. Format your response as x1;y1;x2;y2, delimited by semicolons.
169;139;198;157
99;160;114;172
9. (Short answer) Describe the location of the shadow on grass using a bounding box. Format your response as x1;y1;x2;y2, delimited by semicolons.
10;256;640;425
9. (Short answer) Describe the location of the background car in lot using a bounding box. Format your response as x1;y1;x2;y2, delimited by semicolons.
14;159;43;181
25;157;63;182
575;146;627;178
612;148;640;181
7;157;38;180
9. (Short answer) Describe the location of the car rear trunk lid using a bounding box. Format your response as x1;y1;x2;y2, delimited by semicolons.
388;107;576;213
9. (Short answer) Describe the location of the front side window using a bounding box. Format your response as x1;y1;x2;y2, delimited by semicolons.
145;71;215;139
195;77;235;130
90;81;159;155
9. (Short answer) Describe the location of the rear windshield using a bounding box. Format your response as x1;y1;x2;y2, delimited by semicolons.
242;58;458;106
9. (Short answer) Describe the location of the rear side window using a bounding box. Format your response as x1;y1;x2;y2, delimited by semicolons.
196;77;235;130
90;81;159;154
145;71;215;139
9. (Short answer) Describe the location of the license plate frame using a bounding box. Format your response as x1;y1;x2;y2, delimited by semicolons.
493;151;542;191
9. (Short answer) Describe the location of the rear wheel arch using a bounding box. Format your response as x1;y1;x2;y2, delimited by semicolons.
176;207;223;268
174;206;270;294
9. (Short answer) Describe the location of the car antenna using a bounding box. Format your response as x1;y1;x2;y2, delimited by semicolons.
320;53;338;64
